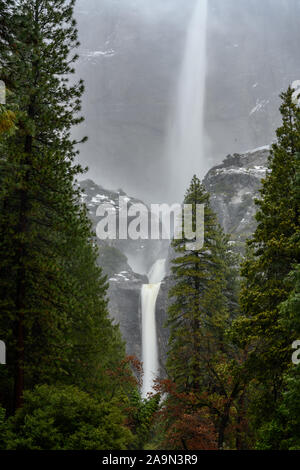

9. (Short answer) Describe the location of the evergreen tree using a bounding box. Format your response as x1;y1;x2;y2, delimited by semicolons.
278;152;300;336
167;176;234;389
253;155;300;450
1;385;133;450
0;106;16;136
165;176;242;448
255;365;300;450
0;0;127;415
0;1;16;136
0;0;84;411
0;1;13;48
234;88;300;434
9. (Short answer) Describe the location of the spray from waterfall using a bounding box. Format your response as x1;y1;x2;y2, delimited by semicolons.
165;0;208;202
141;259;166;398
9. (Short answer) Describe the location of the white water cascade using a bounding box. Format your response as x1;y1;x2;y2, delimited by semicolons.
141;259;166;398
165;0;208;201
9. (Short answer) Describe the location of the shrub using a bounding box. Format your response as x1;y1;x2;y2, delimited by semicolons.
4;384;133;450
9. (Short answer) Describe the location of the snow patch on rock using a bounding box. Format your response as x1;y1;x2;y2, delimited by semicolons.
250;99;269;115
292;80;300;105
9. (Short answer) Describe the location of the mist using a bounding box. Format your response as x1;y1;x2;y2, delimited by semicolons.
73;0;300;203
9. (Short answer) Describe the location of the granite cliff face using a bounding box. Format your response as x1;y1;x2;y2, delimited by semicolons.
79;179;168;276
203;147;269;253
78;179;167;370
82;146;270;374
107;270;145;361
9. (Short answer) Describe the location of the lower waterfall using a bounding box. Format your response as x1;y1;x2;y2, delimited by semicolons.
141;259;166;398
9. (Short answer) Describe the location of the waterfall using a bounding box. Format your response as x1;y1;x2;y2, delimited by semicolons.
141;259;166;398
165;0;208;201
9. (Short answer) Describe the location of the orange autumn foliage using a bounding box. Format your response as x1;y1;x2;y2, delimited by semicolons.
155;379;218;450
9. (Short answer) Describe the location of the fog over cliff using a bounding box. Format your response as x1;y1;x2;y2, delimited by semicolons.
74;0;300;203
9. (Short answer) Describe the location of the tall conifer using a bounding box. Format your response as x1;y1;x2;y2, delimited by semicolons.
0;0;125;412
165;176;241;448
235;88;300;430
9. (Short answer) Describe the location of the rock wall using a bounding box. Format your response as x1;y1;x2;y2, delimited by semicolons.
84;146;270;372
203;147;269;253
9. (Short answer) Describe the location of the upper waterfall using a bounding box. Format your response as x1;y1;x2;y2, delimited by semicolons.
165;0;208;202
148;259;167;284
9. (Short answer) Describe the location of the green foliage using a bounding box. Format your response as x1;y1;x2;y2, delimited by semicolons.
0;106;16;136
279;264;300;334
0;0;87;411
165;175;243;448
167;175;239;393
0;0;150;450
278;154;300;335
232;88;300;442
128;389;160;449
2;385;133;450
256;367;300;450
0;406;6;449
0;0;133;428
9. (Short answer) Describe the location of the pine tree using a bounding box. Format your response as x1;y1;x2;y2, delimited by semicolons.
252;155;300;450
0;0;127;414
278;152;300;337
0;0;84;411
0;1;16;136
167;177;230;389
0;1;13;46
165;176;242;448
234;88;300;432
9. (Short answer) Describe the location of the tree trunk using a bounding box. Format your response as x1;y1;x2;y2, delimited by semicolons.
13;134;32;411
218;401;231;450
